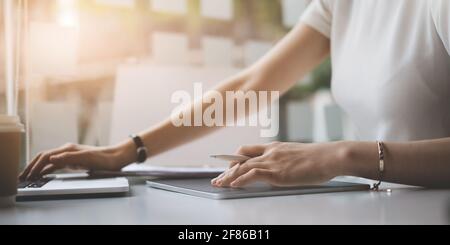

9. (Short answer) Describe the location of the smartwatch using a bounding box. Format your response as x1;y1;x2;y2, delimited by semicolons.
130;135;148;164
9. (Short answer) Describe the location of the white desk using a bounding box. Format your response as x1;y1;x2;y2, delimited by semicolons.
1;179;449;225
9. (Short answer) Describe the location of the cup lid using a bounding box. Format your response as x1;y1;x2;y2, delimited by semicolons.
0;115;24;132
0;115;21;123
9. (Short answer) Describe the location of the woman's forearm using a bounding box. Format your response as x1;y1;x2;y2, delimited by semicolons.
112;71;253;165
341;139;450;188
137;71;253;158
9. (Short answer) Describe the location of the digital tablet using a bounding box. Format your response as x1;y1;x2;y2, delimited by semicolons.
146;178;371;200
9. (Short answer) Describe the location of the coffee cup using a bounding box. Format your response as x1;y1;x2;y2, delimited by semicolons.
0;115;24;207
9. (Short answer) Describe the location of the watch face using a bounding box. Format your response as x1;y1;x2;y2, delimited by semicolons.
137;147;148;163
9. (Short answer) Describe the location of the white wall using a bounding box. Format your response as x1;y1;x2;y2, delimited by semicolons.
30;102;79;156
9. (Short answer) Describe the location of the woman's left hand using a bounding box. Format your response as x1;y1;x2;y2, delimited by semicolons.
212;141;351;188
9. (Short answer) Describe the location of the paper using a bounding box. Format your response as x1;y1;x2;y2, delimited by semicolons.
124;164;225;172
46;166;226;179
89;165;227;179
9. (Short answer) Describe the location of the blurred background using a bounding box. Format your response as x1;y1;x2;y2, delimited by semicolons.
0;0;357;168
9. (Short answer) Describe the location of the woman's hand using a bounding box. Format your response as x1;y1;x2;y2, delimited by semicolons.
19;142;136;181
212;142;351;188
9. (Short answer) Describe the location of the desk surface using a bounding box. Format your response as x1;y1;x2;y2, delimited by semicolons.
1;179;449;225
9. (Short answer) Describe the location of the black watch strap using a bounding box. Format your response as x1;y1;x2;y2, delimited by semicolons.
130;135;148;164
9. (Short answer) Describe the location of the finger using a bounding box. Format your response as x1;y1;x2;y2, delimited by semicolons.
229;161;241;169
229;153;267;168
50;151;91;170
211;172;225;185
39;164;62;177
227;155;266;173
27;144;77;180
245;155;267;164
236;145;267;158
216;162;268;187
19;153;42;180
211;172;226;185
27;154;50;180
230;169;277;188
228;145;267;169
214;164;240;186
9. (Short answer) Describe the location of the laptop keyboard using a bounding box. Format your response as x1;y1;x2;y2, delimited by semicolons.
18;178;52;189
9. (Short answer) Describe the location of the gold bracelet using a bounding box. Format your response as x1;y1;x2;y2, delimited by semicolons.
372;141;385;191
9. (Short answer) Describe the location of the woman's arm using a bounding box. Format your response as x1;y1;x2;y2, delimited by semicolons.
345;139;450;187
213;139;450;189
119;23;331;165
21;23;330;180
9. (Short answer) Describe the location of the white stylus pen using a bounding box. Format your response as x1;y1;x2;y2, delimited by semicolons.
210;155;251;162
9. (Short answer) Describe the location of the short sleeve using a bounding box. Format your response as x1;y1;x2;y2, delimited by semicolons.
431;0;450;55
300;0;333;38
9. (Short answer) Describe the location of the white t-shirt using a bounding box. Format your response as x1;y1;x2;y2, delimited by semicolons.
301;0;450;141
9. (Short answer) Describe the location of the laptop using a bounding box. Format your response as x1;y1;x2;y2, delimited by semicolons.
17;173;130;201
147;178;371;200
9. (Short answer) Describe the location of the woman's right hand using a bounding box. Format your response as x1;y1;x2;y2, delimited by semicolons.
19;142;135;181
